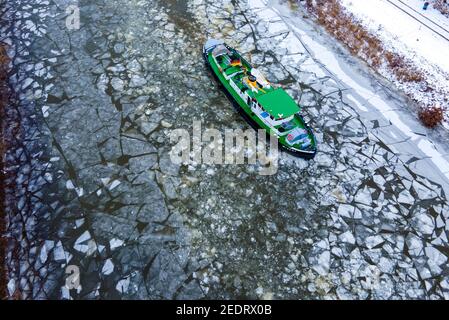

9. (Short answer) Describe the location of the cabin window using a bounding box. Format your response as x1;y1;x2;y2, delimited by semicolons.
261;112;270;119
281;119;296;131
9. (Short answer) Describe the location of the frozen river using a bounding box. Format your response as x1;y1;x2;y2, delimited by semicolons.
2;0;449;299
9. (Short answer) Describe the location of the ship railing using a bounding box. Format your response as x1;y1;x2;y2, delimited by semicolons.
229;80;249;103
228;76;285;137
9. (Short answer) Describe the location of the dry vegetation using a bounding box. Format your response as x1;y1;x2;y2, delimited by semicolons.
304;0;444;128
419;105;445;128
0;42;9;300
434;0;449;18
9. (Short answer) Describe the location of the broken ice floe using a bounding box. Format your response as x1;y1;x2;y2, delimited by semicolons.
102;259;115;275
109;238;124;250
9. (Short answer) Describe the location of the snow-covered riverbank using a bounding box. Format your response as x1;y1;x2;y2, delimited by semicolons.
339;0;449;127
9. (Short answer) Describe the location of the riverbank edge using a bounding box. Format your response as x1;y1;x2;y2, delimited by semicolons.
302;0;447;128
0;42;9;299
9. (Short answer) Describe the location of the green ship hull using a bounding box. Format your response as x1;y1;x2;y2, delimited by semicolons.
203;39;317;159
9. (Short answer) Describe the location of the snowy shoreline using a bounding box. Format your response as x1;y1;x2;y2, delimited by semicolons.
333;0;449;128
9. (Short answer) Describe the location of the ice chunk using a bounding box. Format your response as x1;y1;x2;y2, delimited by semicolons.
312;251;330;275
378;257;395;273
425;247;447;266
61;286;70;300
109;180;121;190
40;245;48;263
110;238;124;250
54;241;66;261
365;235;384;249
116;277;130;293
42;105;50;117
397;190;414;205
339;231;356;244
354;187;372;205
74;231;91;253
414;213;434;235
102;259;115;275
66;180;75;190
7;279;15;296
337;204;354;218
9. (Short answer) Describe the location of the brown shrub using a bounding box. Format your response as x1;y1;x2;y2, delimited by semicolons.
419;106;444;128
434;0;449;17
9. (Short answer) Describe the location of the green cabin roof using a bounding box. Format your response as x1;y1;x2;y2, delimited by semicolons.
255;88;300;120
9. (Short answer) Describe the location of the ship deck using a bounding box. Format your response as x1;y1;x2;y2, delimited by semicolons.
215;55;275;99
210;47;316;151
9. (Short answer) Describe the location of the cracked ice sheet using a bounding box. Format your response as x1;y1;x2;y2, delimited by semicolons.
4;0;449;301
244;0;449;299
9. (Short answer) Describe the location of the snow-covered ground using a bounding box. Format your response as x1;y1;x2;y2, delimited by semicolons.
339;0;449;125
340;0;449;73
